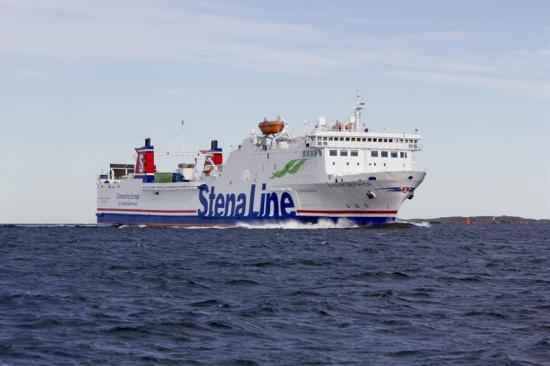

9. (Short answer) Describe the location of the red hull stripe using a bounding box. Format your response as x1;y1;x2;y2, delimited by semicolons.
97;208;196;214
297;209;397;215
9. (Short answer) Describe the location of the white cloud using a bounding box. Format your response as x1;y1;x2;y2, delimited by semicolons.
1;0;549;99
389;70;550;101
0;1;323;56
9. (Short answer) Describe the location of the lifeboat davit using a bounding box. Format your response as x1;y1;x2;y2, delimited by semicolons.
259;118;285;135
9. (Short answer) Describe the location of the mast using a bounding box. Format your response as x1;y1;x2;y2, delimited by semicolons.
354;89;366;130
181;120;185;153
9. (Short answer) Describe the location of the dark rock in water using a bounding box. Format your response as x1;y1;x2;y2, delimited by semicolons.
409;215;550;225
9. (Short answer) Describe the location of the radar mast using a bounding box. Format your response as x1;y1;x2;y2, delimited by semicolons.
354;89;366;130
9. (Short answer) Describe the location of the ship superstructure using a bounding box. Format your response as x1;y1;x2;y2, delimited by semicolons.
97;92;426;226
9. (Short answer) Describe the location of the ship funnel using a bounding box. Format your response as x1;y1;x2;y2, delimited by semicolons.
135;138;155;182
210;139;223;165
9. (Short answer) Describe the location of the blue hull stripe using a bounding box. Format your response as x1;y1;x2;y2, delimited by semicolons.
96;213;395;226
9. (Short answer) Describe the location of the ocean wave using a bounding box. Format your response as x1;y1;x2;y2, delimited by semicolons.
1;224;547;365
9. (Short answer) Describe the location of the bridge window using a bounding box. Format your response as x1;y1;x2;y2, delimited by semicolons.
383;138;388;143
328;137;333;141
351;137;356;141
368;138;372;142
362;138;366;142
340;150;348;156
350;150;358;157
391;151;398;158
329;149;337;156
381;151;388;158
371;150;379;157
345;137;350;141
400;152;405;158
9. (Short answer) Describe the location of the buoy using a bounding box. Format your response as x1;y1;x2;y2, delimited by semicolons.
466;217;471;225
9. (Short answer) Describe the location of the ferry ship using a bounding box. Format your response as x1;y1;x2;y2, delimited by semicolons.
96;91;426;226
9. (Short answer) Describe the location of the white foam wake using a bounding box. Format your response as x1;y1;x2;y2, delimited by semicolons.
164;218;360;230
398;220;431;228
235;218;359;230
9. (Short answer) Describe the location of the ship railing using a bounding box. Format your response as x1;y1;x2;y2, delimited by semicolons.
315;121;359;132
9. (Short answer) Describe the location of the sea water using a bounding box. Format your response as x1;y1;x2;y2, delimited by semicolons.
0;223;549;365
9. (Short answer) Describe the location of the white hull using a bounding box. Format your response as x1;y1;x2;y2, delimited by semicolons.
97;171;426;226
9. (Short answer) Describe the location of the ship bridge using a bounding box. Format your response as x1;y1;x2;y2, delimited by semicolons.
305;129;421;176
236;89;423;179
298;90;422;177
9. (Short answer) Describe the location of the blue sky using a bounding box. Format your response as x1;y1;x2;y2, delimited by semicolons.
1;0;549;223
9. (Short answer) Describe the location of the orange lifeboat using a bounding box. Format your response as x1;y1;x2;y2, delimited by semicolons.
259;118;285;135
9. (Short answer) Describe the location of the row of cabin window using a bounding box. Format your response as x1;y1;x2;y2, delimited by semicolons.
302;150;322;158
329;149;408;158
371;151;408;158
329;149;359;157
317;136;419;144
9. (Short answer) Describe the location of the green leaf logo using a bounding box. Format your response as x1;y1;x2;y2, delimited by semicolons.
269;159;306;179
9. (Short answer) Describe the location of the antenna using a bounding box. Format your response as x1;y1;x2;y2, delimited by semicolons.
181;120;189;152
354;88;366;130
